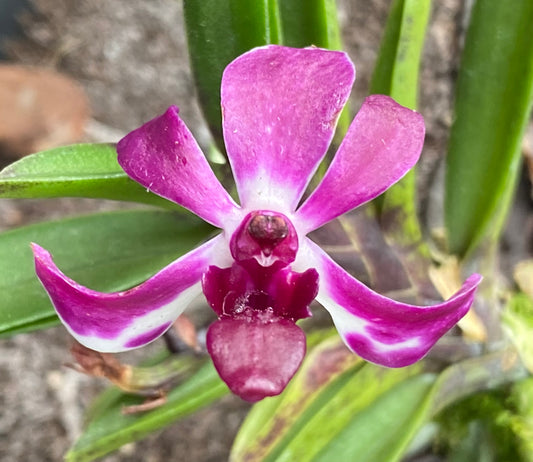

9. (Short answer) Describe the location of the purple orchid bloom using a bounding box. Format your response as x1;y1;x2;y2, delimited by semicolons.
33;46;481;402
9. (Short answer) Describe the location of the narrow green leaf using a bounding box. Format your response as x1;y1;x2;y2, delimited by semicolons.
370;0;431;109
183;0;281;151
233;342;526;462
0;210;213;336
66;361;228;462
281;353;524;462
311;373;435;462
0;143;176;208
445;0;533;257
369;0;404;97
368;0;433;295
369;0;431;219
231;336;362;461
271;364;430;462
232;350;428;462
278;0;342;50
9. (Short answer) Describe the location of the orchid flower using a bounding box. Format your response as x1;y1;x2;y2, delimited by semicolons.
33;46;481;402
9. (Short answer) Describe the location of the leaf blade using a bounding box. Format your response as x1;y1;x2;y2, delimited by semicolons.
0;143;176;208
445;0;533;256
66;361;228;462
0;210;213;336
270;364;430;462
278;0;342;50
367;0;434;297
231;335;362;462
183;0;281;151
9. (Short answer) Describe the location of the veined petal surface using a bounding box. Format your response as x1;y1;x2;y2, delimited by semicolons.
221;45;355;212
33;236;230;352
117;106;240;229
296;240;482;367
296;95;425;233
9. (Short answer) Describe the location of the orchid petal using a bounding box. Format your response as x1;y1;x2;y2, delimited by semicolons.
33;236;229;352
221;45;355;211
207;317;306;402
296;95;425;233
296;240;482;367
117;106;240;228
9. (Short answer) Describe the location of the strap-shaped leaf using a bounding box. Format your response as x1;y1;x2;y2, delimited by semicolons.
231;341;525;461
183;0;281;151
278;0;341;50
370;0;430;109
66;362;227;462
231;348;429;462
231;334;363;461
0;210;213;336
369;0;431;217
0;143;176;208
184;0;347;152
445;0;533;257
368;0;433;294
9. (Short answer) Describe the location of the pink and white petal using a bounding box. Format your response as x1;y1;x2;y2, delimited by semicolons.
117;106;240;229
295;240;482;367
296;95;425;233
33;236;230;352
222;45;355;212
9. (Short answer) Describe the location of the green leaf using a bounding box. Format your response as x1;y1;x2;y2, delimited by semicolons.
66;361;228;462
231;335;431;462
311;372;435;462
369;0;432;212
0;143;177;208
368;0;433;295
444;0;533;257
278;364;430;462
232;338;526;462
278;0;342;50
183;0;281;151
370;0;430;109
0;210;213;336
231;336;363;461
296;352;526;462
273;365;431;462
